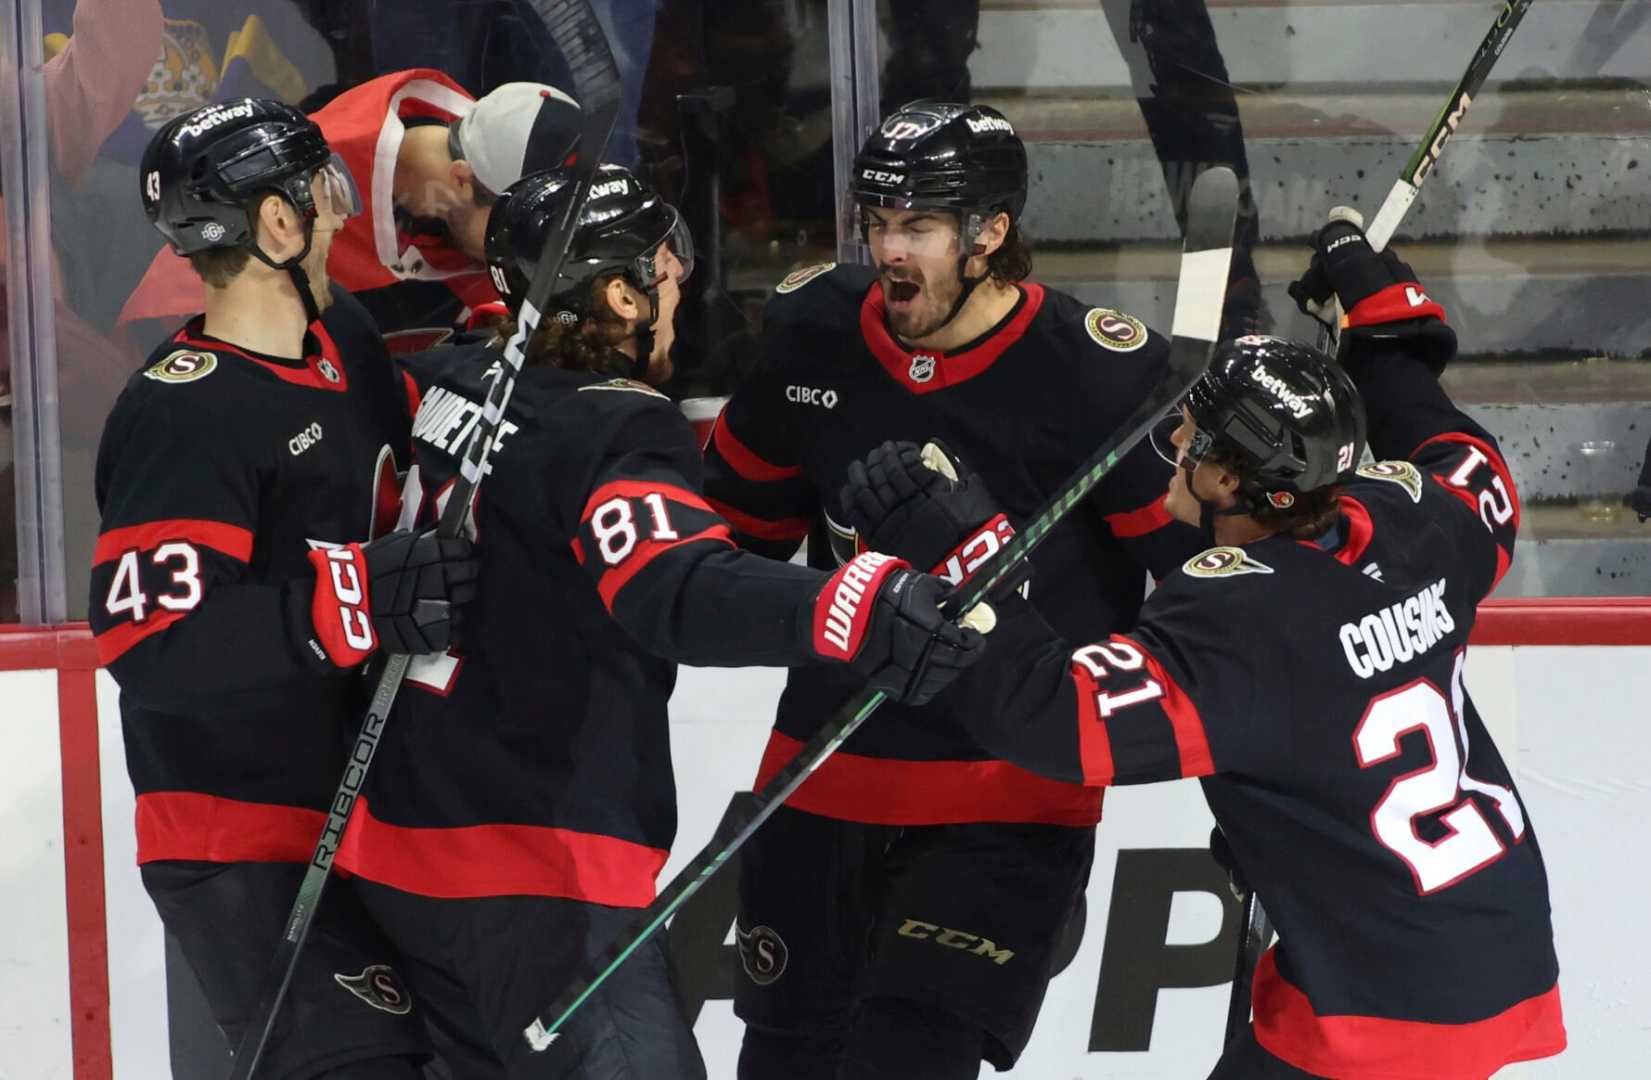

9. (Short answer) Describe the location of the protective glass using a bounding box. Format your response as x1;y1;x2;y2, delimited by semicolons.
312;154;362;221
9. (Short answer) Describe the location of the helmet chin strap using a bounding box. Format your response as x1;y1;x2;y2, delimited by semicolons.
246;223;322;326
1181;458;1250;545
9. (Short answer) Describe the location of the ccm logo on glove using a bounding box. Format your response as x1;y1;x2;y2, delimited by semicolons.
814;551;906;660
933;514;1013;586
310;545;376;665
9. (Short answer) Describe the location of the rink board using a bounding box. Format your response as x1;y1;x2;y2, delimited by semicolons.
1;604;1647;1078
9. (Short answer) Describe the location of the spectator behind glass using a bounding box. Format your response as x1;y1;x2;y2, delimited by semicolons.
2;0;164;622
116;75;581;352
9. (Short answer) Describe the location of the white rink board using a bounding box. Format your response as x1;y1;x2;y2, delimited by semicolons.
1;646;1646;1077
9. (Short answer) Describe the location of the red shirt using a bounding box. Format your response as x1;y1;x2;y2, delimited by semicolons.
117;69;498;330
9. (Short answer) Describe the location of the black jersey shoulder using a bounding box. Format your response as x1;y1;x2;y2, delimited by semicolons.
762;262;876;340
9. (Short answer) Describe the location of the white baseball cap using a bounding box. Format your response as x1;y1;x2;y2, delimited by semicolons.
448;82;583;197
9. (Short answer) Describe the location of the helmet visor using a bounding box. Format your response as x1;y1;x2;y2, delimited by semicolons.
313;154;362;222
641;204;694;287
857;204;965;260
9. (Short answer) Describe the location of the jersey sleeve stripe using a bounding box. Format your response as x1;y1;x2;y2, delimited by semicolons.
1104;495;1173;538
1070;667;1117;786
93;519;254;565
706;495;811;542
580;479;711;524
95;610;189;666
1137;644;1215;777
710;414;803;483
595;525;736;612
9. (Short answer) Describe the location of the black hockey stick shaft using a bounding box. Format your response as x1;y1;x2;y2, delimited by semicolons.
1224;887;1275;1045
1322;0;1535;345
227;6;621;1076
522;165;1243;1053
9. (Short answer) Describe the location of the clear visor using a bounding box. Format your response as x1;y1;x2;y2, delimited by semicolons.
1149;406;1215;470
856;204;964;260
641;206;695;287
312;154;362;221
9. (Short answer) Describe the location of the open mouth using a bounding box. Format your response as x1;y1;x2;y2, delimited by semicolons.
887;279;920;305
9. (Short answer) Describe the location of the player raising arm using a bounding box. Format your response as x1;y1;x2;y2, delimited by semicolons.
337;165;982;1079
844;224;1565;1079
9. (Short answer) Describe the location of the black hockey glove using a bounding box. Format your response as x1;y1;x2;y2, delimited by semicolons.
1287;218;1458;374
1629;433;1651;523
303;529;479;668
806;552;987;706
840;440;1031;604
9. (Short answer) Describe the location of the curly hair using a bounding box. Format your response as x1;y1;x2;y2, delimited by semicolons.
490;272;637;375
1202;445;1344;539
986;219;1032;285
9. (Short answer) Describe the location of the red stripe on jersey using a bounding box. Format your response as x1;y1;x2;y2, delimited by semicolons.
95;610;189;666
711;414;803;482
1104;495;1173;539
1416;431;1522;530
93;519;253;565
1138;644;1214;777
706;496;811;542
1070;666;1116;786
134;791;325;865
177;320;350;392
402;369;422;419
860;282;1047;393
1252;948;1566;1079
596;525;735;612
581;479;711;523
1335;496;1374;566
336;796;667;907
753;731;1104;827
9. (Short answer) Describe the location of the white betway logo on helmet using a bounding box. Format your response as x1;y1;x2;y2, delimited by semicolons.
179;102;256;139
861;169;905;185
965;115;1014;135
590;178;631;199
1249;363;1314;420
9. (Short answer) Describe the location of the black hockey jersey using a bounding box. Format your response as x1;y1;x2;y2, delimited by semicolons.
953;349;1564;1078
336;344;848;908
702;262;1204;826
89;290;410;866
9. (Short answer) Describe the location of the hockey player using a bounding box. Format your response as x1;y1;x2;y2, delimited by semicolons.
701;100;1205;1078
90;101;479;1077
119;72;582;349
846;224;1567;1079
335;165;984;1078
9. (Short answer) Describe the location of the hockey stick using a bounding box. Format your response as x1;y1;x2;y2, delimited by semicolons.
1224;887;1275;1046
1320;0;1536;348
226;6;621;1076
521;165;1243;1053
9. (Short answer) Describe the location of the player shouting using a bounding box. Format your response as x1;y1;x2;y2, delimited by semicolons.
703;100;1205;1078
845;223;1566;1079
335;165;983;1078
91;101;479;1078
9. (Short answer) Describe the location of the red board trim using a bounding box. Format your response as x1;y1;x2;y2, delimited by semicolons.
58;667;112;1080
1470;597;1651;646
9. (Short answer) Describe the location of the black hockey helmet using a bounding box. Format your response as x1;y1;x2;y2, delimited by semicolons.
140;98;358;259
484;163;693;316
851;100;1028;227
1182;335;1367;506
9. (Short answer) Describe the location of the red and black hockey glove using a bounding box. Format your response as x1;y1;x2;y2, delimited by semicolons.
808;552;987;706
302;529;479;668
840;439;1031;604
1287;219;1458;374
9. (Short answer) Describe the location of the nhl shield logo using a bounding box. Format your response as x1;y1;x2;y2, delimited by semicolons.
909;354;937;383
144;350;217;384
1183;546;1274;579
334;964;413;1015
317;358;342;384
736;923;789;986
